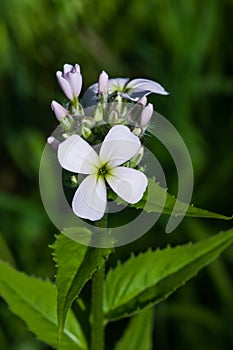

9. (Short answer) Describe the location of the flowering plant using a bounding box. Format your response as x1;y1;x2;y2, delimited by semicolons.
0;63;232;350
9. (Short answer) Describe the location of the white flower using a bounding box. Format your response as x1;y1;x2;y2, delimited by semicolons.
56;64;82;101
83;76;169;106
58;125;148;221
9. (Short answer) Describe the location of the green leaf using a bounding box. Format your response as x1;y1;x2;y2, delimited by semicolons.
139;179;232;219
104;228;233;320
115;308;154;350
0;261;87;350
110;179;232;220
52;229;112;339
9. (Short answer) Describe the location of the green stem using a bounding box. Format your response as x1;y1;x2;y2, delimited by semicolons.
91;264;105;350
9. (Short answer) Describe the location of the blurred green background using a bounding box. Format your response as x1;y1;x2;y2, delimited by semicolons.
0;0;232;349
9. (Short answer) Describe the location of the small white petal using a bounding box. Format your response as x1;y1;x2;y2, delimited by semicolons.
127;78;169;97
56;71;73;100
63;64;74;74
100;125;141;167
72;175;107;221
58;135;100;174
106;167;148;204
108;78;129;93
74;63;81;73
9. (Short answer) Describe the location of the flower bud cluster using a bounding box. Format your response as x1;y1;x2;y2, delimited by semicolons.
50;63;168;142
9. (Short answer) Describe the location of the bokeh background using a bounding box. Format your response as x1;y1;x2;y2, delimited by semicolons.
0;0;232;349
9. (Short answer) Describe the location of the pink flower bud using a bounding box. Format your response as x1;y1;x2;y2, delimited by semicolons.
51;100;69;121
56;64;82;101
98;70;109;94
140;103;153;127
47;136;60;150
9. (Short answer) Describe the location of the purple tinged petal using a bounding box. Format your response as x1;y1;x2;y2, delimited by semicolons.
127;78;169;96
67;71;82;97
56;72;73;100
57;64;82;100
63;63;80;75
63;64;74;74
140;103;153;127
51;100;69;121
74;63;80;73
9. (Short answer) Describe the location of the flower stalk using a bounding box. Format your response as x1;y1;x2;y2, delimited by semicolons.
91;264;105;350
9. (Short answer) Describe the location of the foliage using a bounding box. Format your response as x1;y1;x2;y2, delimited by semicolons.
1;227;233;349
104;228;233;320
52;230;112;339
114;308;154;350
0;0;232;349
0;260;87;350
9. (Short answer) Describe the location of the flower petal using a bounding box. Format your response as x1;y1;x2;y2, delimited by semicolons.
51;100;68;121
72;174;107;221
74;63;81;73
58;135;100;174
56;71;73;100
63;64;74;74
127;78;169;97
99;125;141;167
108;78;129;93
82;83;98;107
67;71;82;97
106;167;148;204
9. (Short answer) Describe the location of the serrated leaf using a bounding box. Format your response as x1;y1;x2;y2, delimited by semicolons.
110;179;232;220
52;228;112;339
138;179;232;219
0;261;87;350
104;228;233;320
114;308;154;350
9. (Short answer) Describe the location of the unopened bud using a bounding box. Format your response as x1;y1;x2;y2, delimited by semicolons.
98;71;109;94
82;126;92;139
51;100;69;121
47;136;60;150
140;103;153;127
82;117;96;128
94;103;103;122
108;110;119;123
56;63;82;101
132;127;143;137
